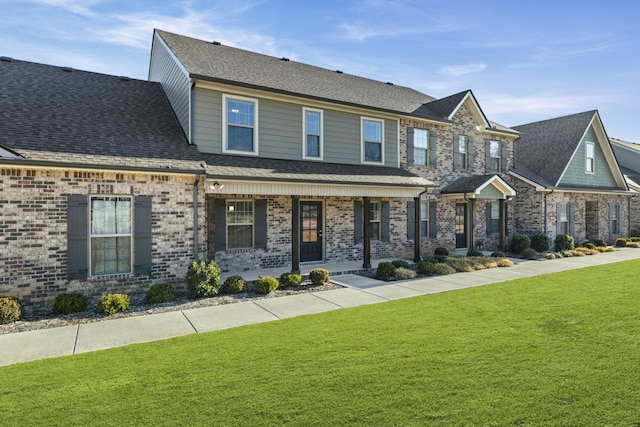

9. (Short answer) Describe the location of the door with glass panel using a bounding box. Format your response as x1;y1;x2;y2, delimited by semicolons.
301;201;323;262
455;203;467;249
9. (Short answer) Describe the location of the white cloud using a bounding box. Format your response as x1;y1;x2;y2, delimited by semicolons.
439;63;486;76
19;0;101;17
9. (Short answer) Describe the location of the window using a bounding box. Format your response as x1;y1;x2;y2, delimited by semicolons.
224;95;258;154
487;202;500;235
303;108;323;159
370;201;381;240
488;140;500;172
585;142;595;173
362;118;384;163
610;203;620;235
90;196;132;276
227;200;253;248
456;135;468;168
420;200;430;238
558;202;569;235
413;129;429;166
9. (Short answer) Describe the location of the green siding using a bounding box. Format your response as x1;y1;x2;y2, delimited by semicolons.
476;184;504;200
559;125;618;188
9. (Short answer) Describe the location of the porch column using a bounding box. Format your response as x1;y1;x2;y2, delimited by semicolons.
414;197;422;262
499;198;506;251
291;195;300;274
363;197;371;268
468;199;475;252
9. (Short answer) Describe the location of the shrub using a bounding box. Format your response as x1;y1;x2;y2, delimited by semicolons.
575;247;599;255
479;258;498;269
522;248;538;260
631;229;640;237
554;234;575;252
626;241;640;248
466;250;483;257
0;296;22;324
395;267;417;280
376;261;396;279
597;246;615;253
391;259;411;269
615;237;629;247
582;242;596;250
53;292;89;314
309;268;330;285
546;252;557;260
497;258;514;267
255;276;279;294
144;283;175;304
490;251;506;258
592;239;607;247
417;261;437;275
433;263;456;275
630;237;640;242
221;275;247;294
509;234;531;255
186;259;220;298
448;258;475;272
279;273;303;287
434;247;449;256
96;293;130;315
530;233;550;252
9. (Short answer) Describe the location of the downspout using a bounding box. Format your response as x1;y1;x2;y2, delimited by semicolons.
193;173;202;259
414;188;430;262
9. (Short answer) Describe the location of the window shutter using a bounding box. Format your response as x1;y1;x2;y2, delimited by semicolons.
453;133;460;169
354;201;363;243
617;204;622;235
467;136;474;169
486;202;492;237
407;127;415;165
254;199;267;249
134;196;152;276
67;195;88;280
569;203;575;236
504;202;509;236
608;203;616;235
381;201;390;242
429;201;438;238
214;198;227;251
429;130;438;167
501;141;508;172
407;201;415;240
556;202;562;235
485;139;491;173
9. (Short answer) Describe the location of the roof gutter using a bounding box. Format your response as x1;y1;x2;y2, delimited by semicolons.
0;158;206;176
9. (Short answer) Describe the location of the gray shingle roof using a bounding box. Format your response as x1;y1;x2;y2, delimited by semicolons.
0;58;203;172
441;174;499;193
512;110;597;186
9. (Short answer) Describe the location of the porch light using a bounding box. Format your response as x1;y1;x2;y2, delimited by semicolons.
210;181;224;191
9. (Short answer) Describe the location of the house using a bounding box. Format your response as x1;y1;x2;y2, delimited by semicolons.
508;111;632;244
0;57;207;304
610;137;640;232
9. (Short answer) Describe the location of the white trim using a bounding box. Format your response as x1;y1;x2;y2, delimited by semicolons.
361;116;385;165
508;170;548;191
222;94;259;156
475;175;516;197
302;107;324;160
585;141;595;174
226;199;255;249
88;195;133;277
151;31;190;79
448;91;490;128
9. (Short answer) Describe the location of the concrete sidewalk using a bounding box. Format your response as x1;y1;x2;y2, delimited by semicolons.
2;248;639;367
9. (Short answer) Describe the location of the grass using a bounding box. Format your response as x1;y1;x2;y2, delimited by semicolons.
3;260;640;426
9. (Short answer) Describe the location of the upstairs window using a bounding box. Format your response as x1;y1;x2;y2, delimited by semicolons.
90;196;132;276
224;95;258;154
585;142;595;173
227;200;254;249
488;140;501;172
456;135;468;169
413;129;429;166
362;118;384;164
303;108;323;159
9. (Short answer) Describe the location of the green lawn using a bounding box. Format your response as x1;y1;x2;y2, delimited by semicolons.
3;260;640;426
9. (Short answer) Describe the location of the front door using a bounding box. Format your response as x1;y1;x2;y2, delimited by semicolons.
455;203;467;249
301;201;323;262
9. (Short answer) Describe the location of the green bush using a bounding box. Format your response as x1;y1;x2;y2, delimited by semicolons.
395;267;417;280
279;273;303;287
221;275;247;294
490;251;506;258
186;259;221;298
391;259;411;269
53;292;89;314
417;261;437;275
466;250;483;257
631;229;640;237
615;237;629;247
376;262;396;279
448;258;475;272
144;283;175;304
0;296;22;324
530;233;550;252
96;293;130;315
433;263;456;275
255;276;279;294
522;248;538;260
554;234;575;251
309;268;330;285
509;234;531;255
434;247;449;256
592;239;607;247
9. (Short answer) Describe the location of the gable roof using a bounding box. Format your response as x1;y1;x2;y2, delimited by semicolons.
0;58;203;173
440;174;516;199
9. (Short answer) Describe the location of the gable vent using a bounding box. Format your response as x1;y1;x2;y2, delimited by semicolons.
0;56;13;63
211;41;221;45
280;57;289;61
335;70;343;74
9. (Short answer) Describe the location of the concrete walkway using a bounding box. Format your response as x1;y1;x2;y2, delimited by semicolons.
2;249;639;367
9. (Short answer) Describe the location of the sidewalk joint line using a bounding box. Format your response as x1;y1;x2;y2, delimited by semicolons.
180;310;199;333
251;301;282;320
72;325;80;355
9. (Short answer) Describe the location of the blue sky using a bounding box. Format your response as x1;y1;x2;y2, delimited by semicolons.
2;0;639;141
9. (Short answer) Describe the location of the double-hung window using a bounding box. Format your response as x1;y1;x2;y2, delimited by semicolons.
224;95;258;154
558;202;569;235
585;142;595;173
303;108;323;159
362;118;384;163
370;201;381;240
420;200;430;238
488;140;501;172
610;203;620;235
90;196;132;276
488;202;500;235
456;135;468;168
227;200;254;249
413;129;429;166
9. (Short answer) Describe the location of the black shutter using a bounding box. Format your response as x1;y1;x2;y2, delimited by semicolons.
429;201;438;238
67;195;88;280
501;141;508;172
453;133;460;169
467;136;474;169
254;199;267;249
134;196;152;276
504;202;509;236
354;201;363;243
485;139;491;173
556;202;562;235
429;130;438;167
381;201;390;242
569;203;575;236
214;198;227;251
407;127;415;165
486;202;492;237
407;201;415;240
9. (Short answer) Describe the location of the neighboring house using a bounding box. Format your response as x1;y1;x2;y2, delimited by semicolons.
610;137;640;232
0;57;206;304
509;111;632;244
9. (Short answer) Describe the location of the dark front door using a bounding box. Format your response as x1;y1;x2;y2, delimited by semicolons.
455;203;467;248
301;201;323;262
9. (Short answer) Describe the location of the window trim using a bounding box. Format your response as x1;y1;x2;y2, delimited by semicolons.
88;195;133;277
585;141;595;174
302;107;323;160
361;117;385;165
413;128;429;166
489;140;501;172
223;94;259;156
456;134;468;169
226;199;255;249
370;201;381;241
419;200;430;238
558;202;569;235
